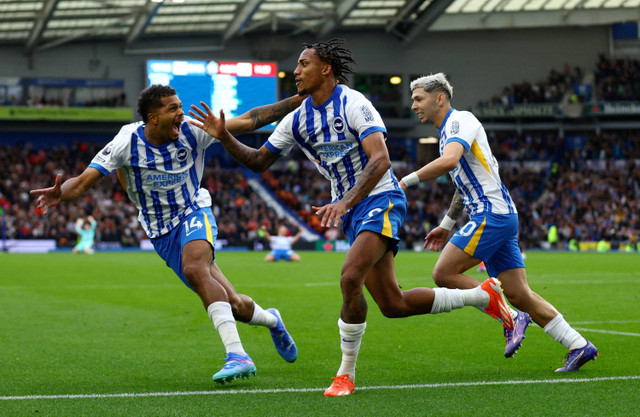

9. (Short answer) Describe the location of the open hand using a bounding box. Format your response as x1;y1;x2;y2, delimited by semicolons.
30;174;62;215
188;101;227;139
424;226;449;251
312;201;347;229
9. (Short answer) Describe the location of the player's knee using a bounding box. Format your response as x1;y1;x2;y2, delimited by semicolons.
182;264;207;288
503;287;532;309
432;267;453;288
339;271;363;294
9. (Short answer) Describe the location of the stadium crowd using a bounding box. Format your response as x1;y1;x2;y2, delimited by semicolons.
243;129;640;251
1;126;639;251
0;141;284;249
479;64;583;107
3;53;640;251
595;54;640;102
479;56;640;108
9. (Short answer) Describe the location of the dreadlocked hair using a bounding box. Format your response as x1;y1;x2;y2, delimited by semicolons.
302;38;356;84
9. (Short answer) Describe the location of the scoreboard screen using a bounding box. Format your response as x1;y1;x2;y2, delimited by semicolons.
147;59;278;130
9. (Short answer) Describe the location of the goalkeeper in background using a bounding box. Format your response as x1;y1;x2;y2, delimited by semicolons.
72;215;97;254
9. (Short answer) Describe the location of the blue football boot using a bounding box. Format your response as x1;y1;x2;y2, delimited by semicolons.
267;308;298;363
504;311;531;358
212;352;256;384
555;339;599;372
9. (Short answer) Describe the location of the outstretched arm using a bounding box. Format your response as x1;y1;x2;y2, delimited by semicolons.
261;225;272;242
224;95;304;135
399;142;464;190
30;168;103;215
291;228;303;244
188;105;280;172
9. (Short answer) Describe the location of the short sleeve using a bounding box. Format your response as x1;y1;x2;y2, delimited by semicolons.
89;127;131;176
444;111;481;151
266;111;297;156
344;95;387;142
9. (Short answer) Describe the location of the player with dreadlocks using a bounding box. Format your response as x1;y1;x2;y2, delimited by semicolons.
188;38;513;396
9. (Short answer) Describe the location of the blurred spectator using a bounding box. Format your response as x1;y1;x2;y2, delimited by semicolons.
595;54;640;102
2;130;639;251
479;65;579;107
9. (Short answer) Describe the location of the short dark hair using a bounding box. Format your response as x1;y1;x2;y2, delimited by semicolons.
137;84;177;122
302;38;355;84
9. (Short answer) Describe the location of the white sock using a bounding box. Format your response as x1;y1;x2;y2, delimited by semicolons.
207;302;246;356
336;319;366;381
431;287;488;314
461;286;490;307
543;313;587;350
247;303;278;328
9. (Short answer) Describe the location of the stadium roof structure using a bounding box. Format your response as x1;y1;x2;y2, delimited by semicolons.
1;0;639;54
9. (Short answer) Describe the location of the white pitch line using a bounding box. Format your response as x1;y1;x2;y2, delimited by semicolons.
573;327;640;337
531;279;640;285
572;320;640;325
0;284;178;290
1;376;638;401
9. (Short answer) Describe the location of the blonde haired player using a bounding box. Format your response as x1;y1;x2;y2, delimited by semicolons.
401;73;598;372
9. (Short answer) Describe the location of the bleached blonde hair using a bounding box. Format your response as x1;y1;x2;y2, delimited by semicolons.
410;73;453;99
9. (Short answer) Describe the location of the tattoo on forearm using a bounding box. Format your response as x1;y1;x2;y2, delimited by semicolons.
224;141;262;171
228;143;259;166
248;97;299;130
220;135;276;173
447;191;465;220
341;159;383;208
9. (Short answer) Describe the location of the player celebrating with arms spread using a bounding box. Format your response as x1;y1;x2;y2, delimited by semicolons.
189;39;515;396
31;85;301;384
401;73;598;372
262;224;303;262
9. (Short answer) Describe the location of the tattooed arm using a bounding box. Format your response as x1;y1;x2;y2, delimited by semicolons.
225;95;305;135
424;190;465;252
338;132;390;210
445;190;465;220
188;103;280;172
312;131;391;228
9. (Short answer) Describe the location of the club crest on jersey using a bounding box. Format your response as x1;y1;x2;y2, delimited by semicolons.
450;120;460;135
333;116;346;133
176;148;188;162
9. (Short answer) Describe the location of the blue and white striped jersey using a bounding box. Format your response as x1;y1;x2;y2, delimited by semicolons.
89;116;216;238
440;109;517;216
270;235;293;251
266;84;400;202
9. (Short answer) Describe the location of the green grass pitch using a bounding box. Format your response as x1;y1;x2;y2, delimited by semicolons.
1;250;638;416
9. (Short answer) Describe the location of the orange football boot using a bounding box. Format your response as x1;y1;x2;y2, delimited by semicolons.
324;374;355;397
480;278;514;330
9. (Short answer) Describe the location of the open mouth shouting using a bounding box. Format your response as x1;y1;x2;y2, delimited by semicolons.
171;118;182;138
